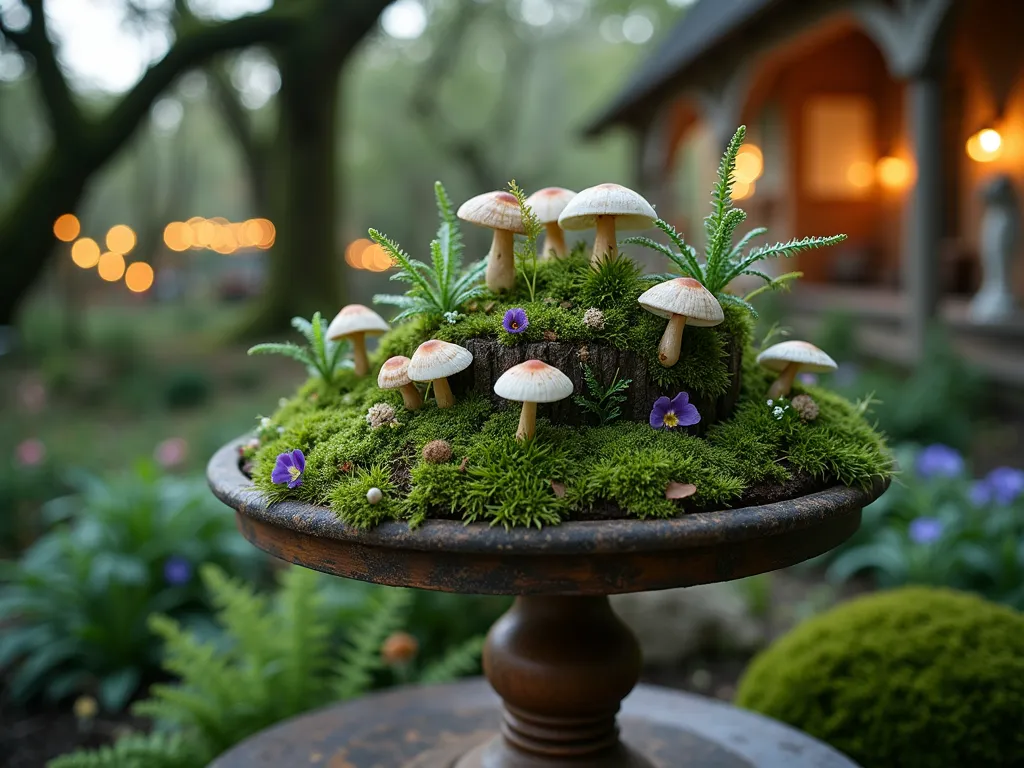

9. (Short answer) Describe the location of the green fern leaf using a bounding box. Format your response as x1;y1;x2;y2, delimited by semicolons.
417;635;484;684
247;343;314;368
333;588;412;701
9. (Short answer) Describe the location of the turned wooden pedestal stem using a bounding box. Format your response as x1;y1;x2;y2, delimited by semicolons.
456;596;652;768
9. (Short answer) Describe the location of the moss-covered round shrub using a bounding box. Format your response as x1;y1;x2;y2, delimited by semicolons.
735;587;1024;768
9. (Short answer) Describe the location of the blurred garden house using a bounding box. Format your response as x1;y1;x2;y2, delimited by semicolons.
588;0;1024;381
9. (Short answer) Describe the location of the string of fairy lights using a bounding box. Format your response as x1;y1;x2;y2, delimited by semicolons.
54;214;277;294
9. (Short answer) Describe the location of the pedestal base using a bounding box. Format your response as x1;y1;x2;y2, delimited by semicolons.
209;679;859;768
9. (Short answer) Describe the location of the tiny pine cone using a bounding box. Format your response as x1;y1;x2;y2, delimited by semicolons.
791;394;819;422
381;631;419;665
422;439;453;464
366;402;398;429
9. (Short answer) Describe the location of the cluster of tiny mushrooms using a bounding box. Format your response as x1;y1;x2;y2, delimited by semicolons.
321;183;836;446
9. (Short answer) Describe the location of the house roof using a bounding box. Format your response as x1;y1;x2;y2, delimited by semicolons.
585;0;781;135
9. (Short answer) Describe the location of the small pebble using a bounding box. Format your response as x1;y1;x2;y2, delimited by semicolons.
367;487;383;505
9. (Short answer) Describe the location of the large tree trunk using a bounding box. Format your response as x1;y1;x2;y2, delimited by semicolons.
0;152;90;325
243;55;344;335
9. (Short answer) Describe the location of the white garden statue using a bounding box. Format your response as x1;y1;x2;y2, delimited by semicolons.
970;174;1021;323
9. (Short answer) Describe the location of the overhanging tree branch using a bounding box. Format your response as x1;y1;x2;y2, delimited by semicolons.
10;0;82;146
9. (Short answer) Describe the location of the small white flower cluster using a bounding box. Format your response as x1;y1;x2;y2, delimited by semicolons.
366;402;400;429
256;415;283;440
766;399;790;421
443;311;463;325
583;307;605;330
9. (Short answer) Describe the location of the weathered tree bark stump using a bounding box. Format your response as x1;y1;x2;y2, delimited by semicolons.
449;336;742;436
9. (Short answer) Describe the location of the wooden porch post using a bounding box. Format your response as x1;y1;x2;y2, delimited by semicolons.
857;0;953;360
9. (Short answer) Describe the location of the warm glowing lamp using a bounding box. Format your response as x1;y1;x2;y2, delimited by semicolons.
966;128;1003;163
53;214;81;242
125;262;155;293
163;222;189;251
734;144;764;184
71;238;101;268
876;156;913;190
254;219;276;249
97;252;126;282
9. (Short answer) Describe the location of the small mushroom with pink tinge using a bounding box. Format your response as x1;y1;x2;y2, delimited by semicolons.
638;277;724;368
378;356;423;411
525;187;576;260
757;341;837;400
407;340;473;409
327;304;390;376
558;183;656;265
494;359;574;441
457;191;525;293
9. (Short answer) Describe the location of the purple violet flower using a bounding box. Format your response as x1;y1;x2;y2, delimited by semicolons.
271;449;306;489
984;466;1024;505
798;373;819;387
908;517;943;545
502;308;529;335
650;392;701;429
915;444;963;480
163;556;192;586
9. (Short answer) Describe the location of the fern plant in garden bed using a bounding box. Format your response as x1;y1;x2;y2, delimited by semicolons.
0;463;268;712
49;565;486;768
240;127;891;530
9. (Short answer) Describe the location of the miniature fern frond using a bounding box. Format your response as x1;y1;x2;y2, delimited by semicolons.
510;179;542;302
370;181;484;322
572;366;632;426
247;342;314;367
47;731;197;768
743;271;803;302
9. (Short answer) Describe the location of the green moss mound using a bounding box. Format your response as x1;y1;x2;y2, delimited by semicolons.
245;253;891;528
735;587;1024;768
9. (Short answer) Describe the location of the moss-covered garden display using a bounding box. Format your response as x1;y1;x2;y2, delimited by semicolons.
243;127;892;529
735;587;1024;768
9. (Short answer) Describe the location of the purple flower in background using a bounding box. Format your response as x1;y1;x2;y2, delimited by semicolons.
984;467;1024;505
272;449;306;489
502;308;529;334
650;393;701;429
163;556;192;586
798;373;819;387
915;444;963;480
909;517;943;545
969;480;992;507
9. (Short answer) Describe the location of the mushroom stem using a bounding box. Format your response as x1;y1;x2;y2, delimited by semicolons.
516;401;537;441
541;223;567;260
768;362;801;400
486;229;516;293
592;215;618;265
432;377;456;409
657;314;688;368
350;333;369;376
399;383;423;411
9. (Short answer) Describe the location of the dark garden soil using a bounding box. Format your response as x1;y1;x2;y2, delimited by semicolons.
0;701;149;768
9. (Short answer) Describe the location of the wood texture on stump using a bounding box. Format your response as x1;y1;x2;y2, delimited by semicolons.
448;336;742;435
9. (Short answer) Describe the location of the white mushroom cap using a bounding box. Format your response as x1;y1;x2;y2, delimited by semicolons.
638;277;724;326
494;360;574;403
378;356;412;389
457;191;526;234
558;183;657;231
757;341;838;374
525;187;576;224
407;340;473;382
327;304;390;339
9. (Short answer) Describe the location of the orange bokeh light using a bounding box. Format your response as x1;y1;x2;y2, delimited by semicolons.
71;238;101;268
54;214;81;242
966;129;1003;163
846;161;875;189
212;226;239;254
125;261;155;293
253;218;276;249
734;144;764;184
105;224;137;255
163;222;191;251
345;238;372;269
97;252;126;282
876;156;914;190
732;178;755;201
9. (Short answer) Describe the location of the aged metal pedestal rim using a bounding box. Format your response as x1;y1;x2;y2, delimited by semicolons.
208;436;887;596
